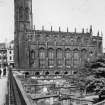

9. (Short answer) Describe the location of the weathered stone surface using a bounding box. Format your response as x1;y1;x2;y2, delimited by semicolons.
14;0;103;75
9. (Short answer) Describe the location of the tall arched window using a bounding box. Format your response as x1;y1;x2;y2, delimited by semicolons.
81;49;87;65
73;49;79;68
65;48;71;68
56;48;63;59
39;48;45;59
48;48;54;68
39;47;45;68
19;7;24;20
65;48;71;59
81;49;87;60
48;48;54;59
56;48;63;67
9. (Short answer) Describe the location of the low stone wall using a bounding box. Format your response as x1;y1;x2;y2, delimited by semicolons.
8;69;31;105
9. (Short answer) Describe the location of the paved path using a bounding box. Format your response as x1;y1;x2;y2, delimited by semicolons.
0;76;8;105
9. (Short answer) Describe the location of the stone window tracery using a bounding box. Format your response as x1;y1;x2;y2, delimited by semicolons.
56;48;63;59
48;48;54;68
56;48;63;67
48;48;54;59
39;48;45;59
39;48;45;68
65;48;71;68
81;49;87;65
73;49;79;68
81;49;87;59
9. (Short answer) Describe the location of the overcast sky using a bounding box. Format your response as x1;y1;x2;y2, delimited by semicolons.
0;0;105;51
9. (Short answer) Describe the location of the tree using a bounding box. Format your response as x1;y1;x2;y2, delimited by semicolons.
74;58;105;97
85;58;105;98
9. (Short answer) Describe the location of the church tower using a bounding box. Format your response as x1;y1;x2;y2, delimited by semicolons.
14;0;33;68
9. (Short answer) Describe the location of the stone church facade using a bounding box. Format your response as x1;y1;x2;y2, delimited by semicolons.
14;0;103;75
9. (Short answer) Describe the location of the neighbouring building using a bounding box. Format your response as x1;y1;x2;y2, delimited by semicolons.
0;41;15;68
14;0;103;75
7;40;14;67
0;43;7;68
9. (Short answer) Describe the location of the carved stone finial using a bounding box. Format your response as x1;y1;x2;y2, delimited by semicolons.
67;27;69;32
59;26;61;32
42;26;44;31
51;26;52;32
97;31;99;36
90;25;92;34
75;27;76;33
82;28;84;33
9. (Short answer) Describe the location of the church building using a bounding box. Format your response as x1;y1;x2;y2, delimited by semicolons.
14;0;103;75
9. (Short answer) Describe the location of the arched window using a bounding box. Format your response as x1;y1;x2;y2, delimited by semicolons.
39;48;45;59
73;49;79;59
48;48;54;68
65;48;71;59
65;48;71;68
81;49;87;65
73;49;79;68
39;47;46;68
19;7;24;19
25;7;30;20
81;49;87;60
48;48;54;59
56;48;63;67
56;48;63;59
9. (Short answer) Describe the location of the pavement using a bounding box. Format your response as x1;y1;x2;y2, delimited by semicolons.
0;75;8;105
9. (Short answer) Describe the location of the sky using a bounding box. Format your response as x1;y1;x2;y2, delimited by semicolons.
0;0;105;51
